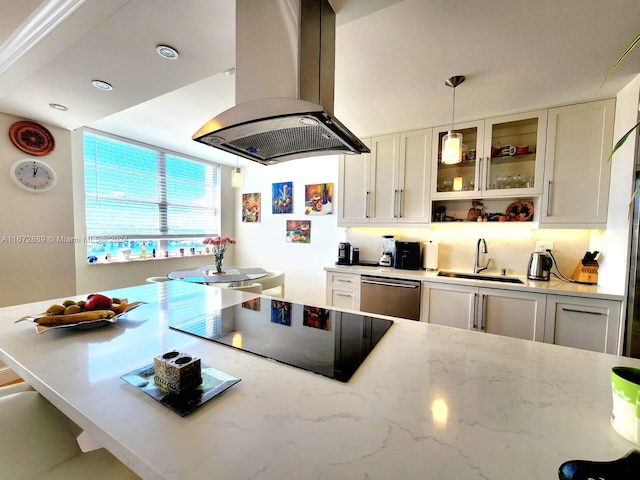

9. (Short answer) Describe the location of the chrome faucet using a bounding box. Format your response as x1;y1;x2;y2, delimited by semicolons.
474;238;490;273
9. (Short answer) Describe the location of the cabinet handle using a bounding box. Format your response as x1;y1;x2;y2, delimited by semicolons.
545;181;552;216
484;157;489;190
472;293;478;329
561;308;605;316
365;191;370;218
480;295;486;331
398;189;404;217
336;293;353;298
335;279;352;284
394;189;399;217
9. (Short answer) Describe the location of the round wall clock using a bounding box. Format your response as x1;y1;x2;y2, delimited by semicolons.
10;159;57;192
8;121;55;156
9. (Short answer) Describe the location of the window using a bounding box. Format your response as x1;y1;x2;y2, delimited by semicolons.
83;130;220;260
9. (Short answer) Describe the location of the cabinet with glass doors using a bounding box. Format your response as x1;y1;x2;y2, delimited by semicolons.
431;110;547;200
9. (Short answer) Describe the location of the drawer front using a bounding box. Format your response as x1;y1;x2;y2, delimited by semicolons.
327;272;360;290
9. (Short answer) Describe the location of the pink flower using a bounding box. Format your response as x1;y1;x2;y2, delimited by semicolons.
203;236;235;256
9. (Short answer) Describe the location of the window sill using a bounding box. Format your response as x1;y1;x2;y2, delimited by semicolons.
88;253;214;265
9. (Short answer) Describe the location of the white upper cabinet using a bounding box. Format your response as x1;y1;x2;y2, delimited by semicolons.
338;138;371;225
541;99;615;228
431;110;547;199
338;129;431;226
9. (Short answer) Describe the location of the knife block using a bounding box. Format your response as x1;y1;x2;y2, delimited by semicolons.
572;260;598;284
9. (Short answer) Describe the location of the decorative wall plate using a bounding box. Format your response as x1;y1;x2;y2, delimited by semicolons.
8;121;55;156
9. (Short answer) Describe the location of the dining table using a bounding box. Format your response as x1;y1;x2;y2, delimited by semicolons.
2;280;640;480
167;265;268;285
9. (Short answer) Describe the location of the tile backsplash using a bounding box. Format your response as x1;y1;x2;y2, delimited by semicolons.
346;226;591;278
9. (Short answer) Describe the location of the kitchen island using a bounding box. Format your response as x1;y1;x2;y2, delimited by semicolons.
1;280;639;480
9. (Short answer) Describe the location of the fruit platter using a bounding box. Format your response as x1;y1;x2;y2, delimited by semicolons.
15;293;146;333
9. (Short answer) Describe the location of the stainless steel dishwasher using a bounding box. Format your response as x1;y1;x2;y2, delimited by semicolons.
360;275;421;320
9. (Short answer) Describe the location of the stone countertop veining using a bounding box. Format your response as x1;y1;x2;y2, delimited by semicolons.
325;264;624;301
1;281;638;480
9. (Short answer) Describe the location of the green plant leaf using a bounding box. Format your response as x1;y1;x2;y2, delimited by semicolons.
602;33;640;88
608;119;640;161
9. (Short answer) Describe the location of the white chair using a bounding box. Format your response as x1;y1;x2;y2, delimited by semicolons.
146;276;170;283
0;386;139;479
253;270;285;297
225;282;262;294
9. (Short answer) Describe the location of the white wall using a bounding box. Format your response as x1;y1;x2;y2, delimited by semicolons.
591;74;640;293
0;113;76;307
234;156;345;305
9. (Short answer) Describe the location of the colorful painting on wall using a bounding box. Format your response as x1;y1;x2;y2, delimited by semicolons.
305;183;333;215
286;220;311;243
242;193;261;222
270;300;292;326
303;305;330;331
242;297;261;311
272;181;293;214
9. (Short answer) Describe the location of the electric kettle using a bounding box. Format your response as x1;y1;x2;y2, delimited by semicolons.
527;252;552;281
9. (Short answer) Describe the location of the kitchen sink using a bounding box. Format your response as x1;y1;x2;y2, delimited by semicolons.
437;271;525;284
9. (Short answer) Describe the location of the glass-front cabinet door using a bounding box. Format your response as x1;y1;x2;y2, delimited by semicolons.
431;120;485;199
431;110;546;199
482;110;547;196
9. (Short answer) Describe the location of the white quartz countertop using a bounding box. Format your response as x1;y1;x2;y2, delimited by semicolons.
1;281;639;479
325;264;624;300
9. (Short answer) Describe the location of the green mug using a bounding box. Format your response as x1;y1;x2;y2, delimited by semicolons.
611;366;640;445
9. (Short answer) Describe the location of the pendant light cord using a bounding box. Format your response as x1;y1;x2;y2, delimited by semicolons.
450;86;456;133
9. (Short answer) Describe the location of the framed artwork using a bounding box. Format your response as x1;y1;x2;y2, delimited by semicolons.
305;183;333;215
303;305;330;331
242;193;261;222
270;300;292;326
272;181;293;214
242;298;261;311
286;220;311;243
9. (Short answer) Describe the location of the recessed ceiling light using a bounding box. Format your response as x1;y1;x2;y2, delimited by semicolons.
49;103;68;111
91;80;113;91
156;44;179;60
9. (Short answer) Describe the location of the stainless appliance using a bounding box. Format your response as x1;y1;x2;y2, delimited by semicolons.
625;173;640;358
379;235;395;266
337;242;351;265
394;241;421;270
192;0;369;164
527;252;552;281
360;275;421;320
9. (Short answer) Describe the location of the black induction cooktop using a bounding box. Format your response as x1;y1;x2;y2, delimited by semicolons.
169;299;393;382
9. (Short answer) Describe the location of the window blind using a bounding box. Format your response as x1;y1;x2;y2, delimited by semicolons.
84;130;220;239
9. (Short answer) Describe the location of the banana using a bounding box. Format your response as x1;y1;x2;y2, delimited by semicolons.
35;310;116;326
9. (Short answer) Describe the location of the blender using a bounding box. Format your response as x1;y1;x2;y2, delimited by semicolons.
379;235;395;266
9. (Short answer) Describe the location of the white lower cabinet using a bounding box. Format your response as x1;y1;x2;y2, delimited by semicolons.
421;282;546;341
544;295;622;354
326;272;360;311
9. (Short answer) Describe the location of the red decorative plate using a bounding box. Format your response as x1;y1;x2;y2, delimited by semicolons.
8;121;55;156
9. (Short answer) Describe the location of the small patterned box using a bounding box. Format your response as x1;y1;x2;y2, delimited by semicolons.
153;351;202;394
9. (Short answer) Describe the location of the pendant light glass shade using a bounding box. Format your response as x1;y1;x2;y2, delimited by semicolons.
231;167;243;188
442;132;463;164
441;75;465;165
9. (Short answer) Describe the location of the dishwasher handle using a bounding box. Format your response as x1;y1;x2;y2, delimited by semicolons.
361;277;420;289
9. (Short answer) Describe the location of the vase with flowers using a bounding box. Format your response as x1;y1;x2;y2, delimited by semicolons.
203;236;236;273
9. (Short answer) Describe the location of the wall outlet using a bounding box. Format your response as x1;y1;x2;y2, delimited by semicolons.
535;240;554;252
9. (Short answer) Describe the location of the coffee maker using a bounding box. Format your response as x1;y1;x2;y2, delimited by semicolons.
337;242;352;265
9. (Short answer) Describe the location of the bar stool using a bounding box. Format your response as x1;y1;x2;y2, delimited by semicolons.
0;386;139;479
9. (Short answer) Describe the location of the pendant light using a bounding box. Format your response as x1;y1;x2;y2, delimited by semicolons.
441;75;465;165
231;157;243;188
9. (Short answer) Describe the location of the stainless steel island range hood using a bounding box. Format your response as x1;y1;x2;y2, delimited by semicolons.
192;0;369;165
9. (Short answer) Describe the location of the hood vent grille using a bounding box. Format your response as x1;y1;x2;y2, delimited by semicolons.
192;0;369;164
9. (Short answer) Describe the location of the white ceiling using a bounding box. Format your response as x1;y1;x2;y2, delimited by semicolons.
0;0;639;167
